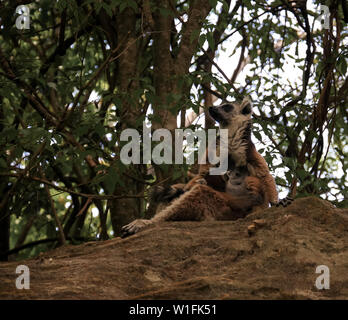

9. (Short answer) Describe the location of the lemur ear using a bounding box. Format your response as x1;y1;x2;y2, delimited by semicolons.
240;97;253;115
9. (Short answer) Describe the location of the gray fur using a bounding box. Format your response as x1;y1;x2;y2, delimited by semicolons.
209;97;253;168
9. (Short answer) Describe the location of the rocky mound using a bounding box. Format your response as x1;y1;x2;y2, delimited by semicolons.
0;197;347;300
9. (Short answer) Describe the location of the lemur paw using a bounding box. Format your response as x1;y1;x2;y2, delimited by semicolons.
195;178;207;185
271;196;294;208
121;219;152;238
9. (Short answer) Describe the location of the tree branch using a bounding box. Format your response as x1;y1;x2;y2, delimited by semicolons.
175;0;212;74
1;172;145;200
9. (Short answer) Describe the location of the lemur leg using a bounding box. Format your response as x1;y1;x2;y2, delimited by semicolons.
121;184;221;238
244;176;263;197
241;176;266;210
149;174;210;206
121;184;235;238
220;189;264;219
247;157;279;205
152;184;225;222
263;174;279;205
149;183;186;203
121;184;262;238
154;183;261;222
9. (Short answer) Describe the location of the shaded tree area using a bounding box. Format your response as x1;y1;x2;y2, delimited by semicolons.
0;0;347;261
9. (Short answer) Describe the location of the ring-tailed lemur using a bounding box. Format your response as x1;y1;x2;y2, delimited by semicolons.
121;97;293;238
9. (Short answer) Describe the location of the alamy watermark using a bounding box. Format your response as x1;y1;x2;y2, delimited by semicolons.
12;4;330;31
15;5;30;30
15;265;30;290
120;122;229;175
13;264;331;292
315;265;330;290
318;5;330;29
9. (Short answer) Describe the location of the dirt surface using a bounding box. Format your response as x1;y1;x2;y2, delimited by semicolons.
0;196;347;300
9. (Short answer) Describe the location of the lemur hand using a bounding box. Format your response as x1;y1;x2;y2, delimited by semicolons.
121;219;153;238
195;178;207;185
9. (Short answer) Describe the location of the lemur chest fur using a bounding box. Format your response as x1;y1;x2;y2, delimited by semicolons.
208;121;250;172
227;130;248;167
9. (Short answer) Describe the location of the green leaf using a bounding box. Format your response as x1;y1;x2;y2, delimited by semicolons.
47;82;57;91
296;168;308;180
337;56;347;75
208;0;218;8
102;4;113;17
206;32;215;51
95;123;105;138
198;34;206;48
103;166;119;194
127;0;138;12
190;28;201;43
220;0;229;11
0;157;7;168
253;130;262;141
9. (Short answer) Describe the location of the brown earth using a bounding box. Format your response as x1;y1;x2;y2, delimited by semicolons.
0;196;347;300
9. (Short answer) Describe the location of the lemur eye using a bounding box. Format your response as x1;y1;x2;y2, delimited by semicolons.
222;104;233;112
241;103;252;115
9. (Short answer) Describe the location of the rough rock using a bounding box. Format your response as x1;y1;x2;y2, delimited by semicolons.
0;197;347;299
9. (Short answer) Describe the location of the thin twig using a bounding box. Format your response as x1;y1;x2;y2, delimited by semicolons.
1;172;145;200
76;198;92;217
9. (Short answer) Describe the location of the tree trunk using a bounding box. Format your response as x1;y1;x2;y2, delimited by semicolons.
109;7;143;236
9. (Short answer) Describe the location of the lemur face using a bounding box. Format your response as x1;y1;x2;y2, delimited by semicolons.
223;166;248;185
208;97;253;129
